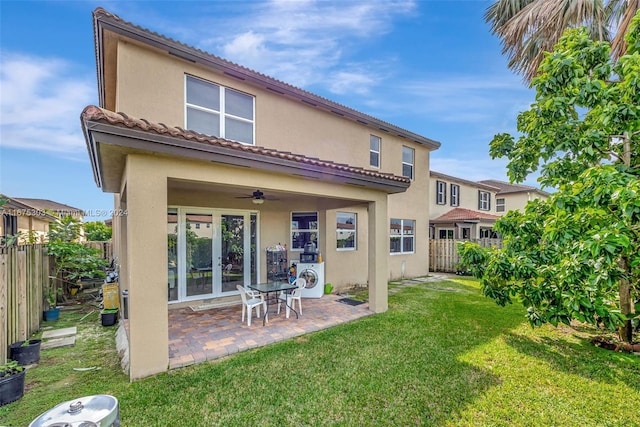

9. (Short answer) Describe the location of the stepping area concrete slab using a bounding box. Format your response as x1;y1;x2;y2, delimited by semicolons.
42;336;76;350
41;327;77;349
42;327;77;339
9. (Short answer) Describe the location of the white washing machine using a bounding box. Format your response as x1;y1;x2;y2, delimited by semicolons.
297;262;324;298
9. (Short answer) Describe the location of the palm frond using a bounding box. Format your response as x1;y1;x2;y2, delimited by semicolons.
610;0;640;58
487;0;617;81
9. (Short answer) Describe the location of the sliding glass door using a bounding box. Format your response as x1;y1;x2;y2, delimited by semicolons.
167;208;258;303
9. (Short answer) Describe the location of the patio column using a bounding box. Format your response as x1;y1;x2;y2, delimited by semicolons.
368;197;388;313
125;155;168;380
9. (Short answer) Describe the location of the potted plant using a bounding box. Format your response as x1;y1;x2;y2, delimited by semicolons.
0;360;26;406
43;287;61;321
9;338;42;365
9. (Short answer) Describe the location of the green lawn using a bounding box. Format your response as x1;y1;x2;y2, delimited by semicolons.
2;277;638;426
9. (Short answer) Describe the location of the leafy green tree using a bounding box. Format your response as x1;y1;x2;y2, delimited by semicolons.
461;12;640;342
84;221;112;241
47;216;107;304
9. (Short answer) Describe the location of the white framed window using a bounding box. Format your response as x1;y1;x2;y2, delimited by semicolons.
185;75;255;145
336;212;356;250
478;190;490;211
438;229;454;239
496;198;505;212
402;146;414;180
450;184;460;207
390;218;415;254
436;180;447;205
370;135;381;168
291;212;318;251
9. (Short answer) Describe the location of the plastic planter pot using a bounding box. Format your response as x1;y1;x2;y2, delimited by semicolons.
101;309;119;327
0;364;26;406
9;339;42;366
43;307;60;321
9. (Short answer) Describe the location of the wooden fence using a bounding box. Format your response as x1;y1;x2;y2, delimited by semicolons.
0;244;49;363
0;241;112;364
429;238;503;273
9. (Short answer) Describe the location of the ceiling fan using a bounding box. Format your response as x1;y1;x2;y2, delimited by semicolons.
235;190;279;204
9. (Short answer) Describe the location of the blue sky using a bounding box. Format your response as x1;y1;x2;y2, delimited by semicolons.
0;0;537;221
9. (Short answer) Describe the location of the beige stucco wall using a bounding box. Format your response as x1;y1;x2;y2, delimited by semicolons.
114;41;426;179
16;216;50;243
112;39;434;284
498;192;545;215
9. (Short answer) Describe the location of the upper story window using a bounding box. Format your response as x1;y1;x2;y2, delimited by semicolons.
370;135;381;168
291;212;318;251
336;212;357;250
450;184;460;206
436;180;447;205
185;75;255;145
402;146;414;180
478;190;490;211
496;198;505;212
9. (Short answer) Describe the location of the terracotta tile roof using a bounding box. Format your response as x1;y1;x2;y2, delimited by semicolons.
478;179;549;196
92;7;440;150
432;207;500;223
81;105;411;185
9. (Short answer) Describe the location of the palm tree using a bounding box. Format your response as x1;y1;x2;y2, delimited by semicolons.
486;0;640;81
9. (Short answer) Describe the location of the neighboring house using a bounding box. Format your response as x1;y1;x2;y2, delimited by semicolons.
478;179;549;214
428;172;548;240
0;195;80;243
429;171;501;239
81;8;440;380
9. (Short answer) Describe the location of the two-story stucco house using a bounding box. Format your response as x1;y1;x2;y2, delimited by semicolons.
428;171;548;240
81;8;440;380
429;171;501;240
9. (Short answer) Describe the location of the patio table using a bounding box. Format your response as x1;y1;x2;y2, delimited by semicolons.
249;281;299;326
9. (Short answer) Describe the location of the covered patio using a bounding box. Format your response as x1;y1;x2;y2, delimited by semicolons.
165;294;373;369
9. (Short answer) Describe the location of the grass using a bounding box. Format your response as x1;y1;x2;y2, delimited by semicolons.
1;276;638;426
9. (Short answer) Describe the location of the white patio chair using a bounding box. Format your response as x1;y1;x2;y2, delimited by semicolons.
278;277;306;318
237;285;265;326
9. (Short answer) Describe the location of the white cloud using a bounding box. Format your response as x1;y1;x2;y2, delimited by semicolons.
203;0;417;90
0;53;94;155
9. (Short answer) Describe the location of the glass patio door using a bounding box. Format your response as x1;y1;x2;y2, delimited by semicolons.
185;211;214;298
215;213;246;295
168;207;258;303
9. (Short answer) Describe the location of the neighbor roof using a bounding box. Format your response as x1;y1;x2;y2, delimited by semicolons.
431;207;500;223
92;7;440;151
0;195;73;221
478;179;549;196
81;105;412;194
430;171;500;192
13;198;83;216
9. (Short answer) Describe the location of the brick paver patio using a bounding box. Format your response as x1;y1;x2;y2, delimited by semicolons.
167;293;373;369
